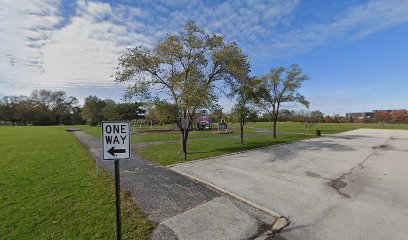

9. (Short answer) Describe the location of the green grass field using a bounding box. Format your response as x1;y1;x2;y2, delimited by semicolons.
76;124;256;143
247;122;408;134
0;126;154;239
139;134;312;165
75;121;408;166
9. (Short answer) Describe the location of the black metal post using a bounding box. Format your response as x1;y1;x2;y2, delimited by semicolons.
114;160;122;240
184;129;187;161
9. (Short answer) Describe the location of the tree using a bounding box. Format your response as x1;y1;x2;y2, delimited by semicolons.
115;20;249;156
255;64;310;138
302;111;315;131
101;99;118;121
102;100;145;121
1;96;23;125
49;91;78;124
0;90;79;126
0;96;38;125
227;72;256;144
14;97;36;125
31;90;78;125
222;40;252;145
373;110;390;123
68;106;85;125
82;96;106;126
209;105;224;123
115;102;145;121
332;114;342;123
390;109;407;123
230;103;257;144
145;100;178;126
310;110;324;124
278;109;292;121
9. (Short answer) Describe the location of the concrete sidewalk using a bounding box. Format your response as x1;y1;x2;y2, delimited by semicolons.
68;128;279;240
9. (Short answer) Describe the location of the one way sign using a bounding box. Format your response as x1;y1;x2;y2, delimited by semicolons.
102;121;131;160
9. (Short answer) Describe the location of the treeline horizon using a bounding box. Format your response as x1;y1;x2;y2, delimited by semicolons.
1;89;407;126
0;89;145;126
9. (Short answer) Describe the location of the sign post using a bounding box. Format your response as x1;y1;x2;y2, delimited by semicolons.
102;121;131;240
181;118;189;161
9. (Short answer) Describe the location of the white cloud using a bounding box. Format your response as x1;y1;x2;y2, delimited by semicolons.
0;0;63;93
0;0;153;96
1;0;408;100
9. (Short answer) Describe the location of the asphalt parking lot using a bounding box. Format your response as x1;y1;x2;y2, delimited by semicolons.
171;129;408;240
71;128;279;240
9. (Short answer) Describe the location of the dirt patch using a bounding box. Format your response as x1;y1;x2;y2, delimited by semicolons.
327;178;351;199
305;171;321;178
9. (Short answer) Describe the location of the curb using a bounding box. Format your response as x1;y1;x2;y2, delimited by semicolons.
171;167;291;232
170;167;283;219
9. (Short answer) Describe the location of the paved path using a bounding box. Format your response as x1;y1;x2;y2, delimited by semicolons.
68;128;279;239
172;129;408;240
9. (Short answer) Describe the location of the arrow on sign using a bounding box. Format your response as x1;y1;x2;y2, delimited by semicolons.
107;146;126;156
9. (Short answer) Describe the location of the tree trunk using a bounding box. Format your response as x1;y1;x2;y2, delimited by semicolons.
240;115;244;145
179;129;189;156
179;131;183;153
273;119;277;139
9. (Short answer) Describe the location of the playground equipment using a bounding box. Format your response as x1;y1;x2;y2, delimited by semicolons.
131;118;154;128
218;118;228;133
196;110;213;130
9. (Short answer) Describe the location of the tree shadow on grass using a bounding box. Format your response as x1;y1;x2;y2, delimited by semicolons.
134;129;176;134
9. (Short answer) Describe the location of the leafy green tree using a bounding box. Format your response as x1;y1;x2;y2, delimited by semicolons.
209;105;224;123
101;99;117;121
1;90;79;126
310;110;324;124
256;64;309;138
30;90;55;125
0;96;38;125
31;90;78;125
114;102;145;121
115;20;250;156
67;106;85;125
228;76;258;145
102;100;145;121
1;96;24;125
278;109;292;121
82;96;106;126
230;104;257;144
146;100;178;125
49;91;78;124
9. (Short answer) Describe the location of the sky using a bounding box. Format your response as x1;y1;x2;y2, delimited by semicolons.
1;0;407;115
